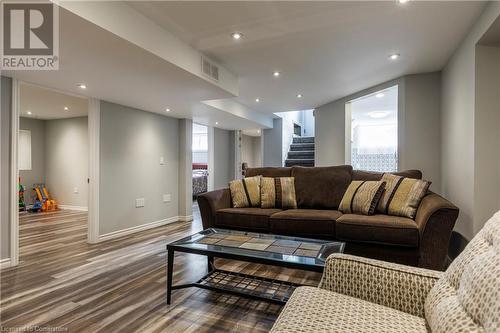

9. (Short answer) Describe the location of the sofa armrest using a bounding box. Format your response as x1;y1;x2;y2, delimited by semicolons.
197;189;231;229
415;193;459;270
319;253;442;317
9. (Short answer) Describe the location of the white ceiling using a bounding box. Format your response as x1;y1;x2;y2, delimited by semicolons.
130;1;486;113
20;83;88;120
350;85;398;125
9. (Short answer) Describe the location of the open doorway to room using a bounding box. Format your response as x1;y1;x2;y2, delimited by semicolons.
16;83;89;264
192;123;209;200
346;85;398;172
241;129;262;173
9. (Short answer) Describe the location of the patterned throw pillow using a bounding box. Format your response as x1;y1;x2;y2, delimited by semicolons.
229;176;261;208
261;177;297;209
339;181;386;215
377;173;431;219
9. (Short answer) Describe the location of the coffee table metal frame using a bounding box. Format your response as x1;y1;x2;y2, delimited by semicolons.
166;229;345;305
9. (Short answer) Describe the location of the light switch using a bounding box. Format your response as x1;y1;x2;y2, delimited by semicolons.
136;198;145;208
74;187;79;194
160;157;165;165
163;194;171;203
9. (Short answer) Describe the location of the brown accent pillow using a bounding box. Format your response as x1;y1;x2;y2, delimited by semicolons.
261;177;297;209
229;176;261;208
339;181;386;215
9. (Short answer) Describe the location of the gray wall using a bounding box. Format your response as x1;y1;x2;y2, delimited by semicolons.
213;128;235;190
178;119;192;217
441;2;500;239
262;118;283;167
99;101;179;235
1;76;11;260
19;118;46;204
45;117;89;208
241;134;262;168
474;45;500;232
315;73;442;191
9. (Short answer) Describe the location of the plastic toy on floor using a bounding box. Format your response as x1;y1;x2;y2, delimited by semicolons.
34;184;58;212
18;179;26;212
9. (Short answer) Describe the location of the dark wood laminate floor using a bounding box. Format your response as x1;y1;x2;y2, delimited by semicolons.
1;205;321;332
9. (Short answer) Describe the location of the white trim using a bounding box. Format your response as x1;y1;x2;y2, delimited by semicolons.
10;78;20;267
97;216;182;242
0;258;12;269
207;126;215;191
178;215;194;222
59;205;88;212
88;99;100;243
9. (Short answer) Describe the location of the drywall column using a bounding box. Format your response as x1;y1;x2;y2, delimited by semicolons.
262;118;283;167
213;128;235;189
1;76;12;261
178;119;193;218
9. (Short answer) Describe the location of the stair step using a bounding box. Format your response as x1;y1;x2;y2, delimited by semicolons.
293;136;315;144
290;143;314;151
288;150;315;159
285;159;314;167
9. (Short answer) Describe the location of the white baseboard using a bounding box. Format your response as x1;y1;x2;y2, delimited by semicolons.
0;258;12;269
59;205;89;211
178;215;194;222
98;216;183;242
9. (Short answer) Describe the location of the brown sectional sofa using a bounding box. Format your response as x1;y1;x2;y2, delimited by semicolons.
197;165;459;270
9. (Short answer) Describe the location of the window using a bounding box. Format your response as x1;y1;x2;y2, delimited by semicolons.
347;85;398;172
19;130;32;171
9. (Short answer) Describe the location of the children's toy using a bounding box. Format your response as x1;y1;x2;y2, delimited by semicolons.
34;184;58;212
18;178;26;211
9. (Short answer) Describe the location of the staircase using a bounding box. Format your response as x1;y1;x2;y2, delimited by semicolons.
285;136;315;167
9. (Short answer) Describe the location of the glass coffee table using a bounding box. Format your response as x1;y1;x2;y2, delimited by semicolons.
166;228;345;305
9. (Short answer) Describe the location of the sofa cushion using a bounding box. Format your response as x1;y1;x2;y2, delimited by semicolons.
261;177;297;209
292;165;353;209
245;167;291;178
215;208;281;232
270;286;427;333
270;209;341;238
336;214;419;247
352;169;423;181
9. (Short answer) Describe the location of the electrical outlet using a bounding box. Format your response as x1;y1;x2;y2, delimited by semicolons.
136;198;145;208
160;157;165;165
163;194;171;203
73;187;78;194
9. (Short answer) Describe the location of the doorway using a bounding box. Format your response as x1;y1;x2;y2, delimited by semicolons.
192;123;209;199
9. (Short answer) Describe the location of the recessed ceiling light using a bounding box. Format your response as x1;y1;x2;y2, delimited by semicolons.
77;83;87;89
165;108;170;112
375;93;385;98
389;53;400;60
255;98;260;103
273;71;280;77
27;111;32;115
369;111;389;119
398;0;409;4
215;121;219;125
64;106;69;111
257;130;261;134
231;32;243;40
297;94;302;98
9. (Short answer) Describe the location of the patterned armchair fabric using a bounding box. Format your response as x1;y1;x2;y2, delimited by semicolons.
319;253;442;317
271;211;500;333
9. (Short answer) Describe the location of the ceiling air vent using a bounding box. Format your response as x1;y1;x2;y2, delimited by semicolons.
201;57;219;82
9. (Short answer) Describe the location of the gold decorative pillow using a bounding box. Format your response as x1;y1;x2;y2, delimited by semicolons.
377;173;431;219
261;177;297;209
229;176;261;208
339;181;386;215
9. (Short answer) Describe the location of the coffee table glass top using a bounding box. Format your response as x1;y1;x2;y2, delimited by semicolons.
168;228;345;268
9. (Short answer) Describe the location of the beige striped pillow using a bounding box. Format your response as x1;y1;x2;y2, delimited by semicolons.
261;177;297;209
229;176;261;208
339;181;386;215
377;173;431;219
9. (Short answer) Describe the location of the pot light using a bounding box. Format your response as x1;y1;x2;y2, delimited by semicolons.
375;93;385;98
369;111;389;119
165;108;171;112
389;53;400;60
77;83;87;89
231;32;243;40
273;71;280;77
215;121;219;125
297;94;302;98
398;0;409;3
255;98;260;103
257;130;261;134
27;111;32;115
64;106;69;111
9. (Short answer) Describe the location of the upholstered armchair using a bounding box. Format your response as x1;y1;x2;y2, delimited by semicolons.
271;211;499;332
